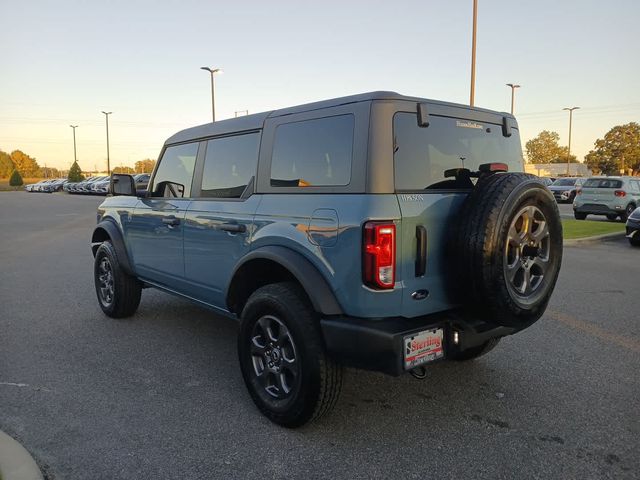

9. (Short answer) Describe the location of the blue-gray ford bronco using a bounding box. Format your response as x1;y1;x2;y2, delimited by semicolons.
91;92;562;427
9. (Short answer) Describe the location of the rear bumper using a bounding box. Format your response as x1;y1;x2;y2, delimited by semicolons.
320;310;517;376
574;203;622;215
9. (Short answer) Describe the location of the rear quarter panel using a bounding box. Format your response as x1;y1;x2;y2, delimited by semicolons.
252;194;403;318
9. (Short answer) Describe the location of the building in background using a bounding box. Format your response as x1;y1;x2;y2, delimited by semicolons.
525;163;592;178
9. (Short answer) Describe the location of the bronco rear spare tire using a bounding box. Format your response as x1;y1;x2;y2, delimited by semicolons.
456;173;562;328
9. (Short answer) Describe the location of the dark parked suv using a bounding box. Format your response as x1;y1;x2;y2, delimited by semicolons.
91;92;562;427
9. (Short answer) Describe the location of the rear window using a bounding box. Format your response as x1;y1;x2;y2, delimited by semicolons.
393;113;524;191
582;179;623;188
270;115;353;187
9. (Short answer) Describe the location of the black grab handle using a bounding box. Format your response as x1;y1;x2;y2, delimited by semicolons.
415;225;427;277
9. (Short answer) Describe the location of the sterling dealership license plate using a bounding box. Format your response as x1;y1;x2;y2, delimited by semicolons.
404;328;444;370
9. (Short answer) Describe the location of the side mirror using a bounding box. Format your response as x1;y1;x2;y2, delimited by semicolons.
110;174;136;196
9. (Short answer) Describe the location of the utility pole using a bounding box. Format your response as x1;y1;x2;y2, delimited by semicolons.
70;125;78;165
563;107;580;176
469;0;478;106
200;66;223;122
102;111;112;174
506;83;520;115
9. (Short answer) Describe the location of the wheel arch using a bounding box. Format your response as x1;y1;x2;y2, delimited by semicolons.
91;219;135;276
226;246;343;316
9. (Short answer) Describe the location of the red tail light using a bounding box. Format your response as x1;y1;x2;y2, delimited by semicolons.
614;190;626;197
363;222;396;289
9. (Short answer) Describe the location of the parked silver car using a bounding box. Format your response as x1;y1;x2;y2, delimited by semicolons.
573;176;640;221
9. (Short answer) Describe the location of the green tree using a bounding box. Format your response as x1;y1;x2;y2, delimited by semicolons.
525;130;576;164
10;149;40;177
68;161;85;182
584;122;640;175
9;169;23;186
134;159;156;173
0;150;15;178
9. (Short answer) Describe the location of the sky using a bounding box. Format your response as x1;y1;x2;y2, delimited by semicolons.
1;0;639;172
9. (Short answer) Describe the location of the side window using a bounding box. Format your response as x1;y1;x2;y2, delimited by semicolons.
270;114;353;187
151;143;198;197
630;180;640;193
200;132;260;198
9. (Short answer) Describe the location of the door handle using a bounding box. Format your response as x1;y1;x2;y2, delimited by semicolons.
415;225;427;277
162;215;180;226
219;223;246;233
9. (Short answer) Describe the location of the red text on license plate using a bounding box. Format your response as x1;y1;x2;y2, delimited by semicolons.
404;328;444;370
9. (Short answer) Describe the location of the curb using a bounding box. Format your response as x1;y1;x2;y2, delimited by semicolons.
0;430;44;480
564;231;626;246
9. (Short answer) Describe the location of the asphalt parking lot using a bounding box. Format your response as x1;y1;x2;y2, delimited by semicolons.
1;192;638;480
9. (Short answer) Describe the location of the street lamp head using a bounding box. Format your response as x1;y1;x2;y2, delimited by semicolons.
563;106;580;111
201;66;223;75
506;83;521;89
101;111;112;115
70;125;78;128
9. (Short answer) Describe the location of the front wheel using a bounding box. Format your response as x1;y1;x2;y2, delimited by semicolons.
606;214;618;221
238;282;343;428
574;212;587;220
94;241;142;318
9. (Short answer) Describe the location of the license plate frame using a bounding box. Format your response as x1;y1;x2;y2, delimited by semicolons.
403;328;444;370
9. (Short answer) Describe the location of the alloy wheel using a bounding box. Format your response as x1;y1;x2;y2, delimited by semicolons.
249;315;299;399
504;205;551;298
97;257;115;306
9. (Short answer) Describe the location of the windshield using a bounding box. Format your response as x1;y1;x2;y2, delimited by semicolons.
551;178;576;187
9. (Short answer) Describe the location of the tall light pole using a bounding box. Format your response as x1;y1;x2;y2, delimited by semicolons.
506;83;520;115
563;107;580;176
70;125;78;165
102;111;112;174
469;0;478;106
200;66;223;122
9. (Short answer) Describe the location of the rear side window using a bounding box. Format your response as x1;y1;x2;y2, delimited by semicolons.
582;179;623;188
627;180;640;193
151;143;198;197
393;113;524;191
200;132;260;198
270;115;354;187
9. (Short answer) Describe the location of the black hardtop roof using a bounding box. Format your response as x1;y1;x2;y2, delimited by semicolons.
165;91;513;145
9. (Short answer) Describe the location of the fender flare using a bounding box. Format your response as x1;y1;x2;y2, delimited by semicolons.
91;219;135;276
227;246;343;316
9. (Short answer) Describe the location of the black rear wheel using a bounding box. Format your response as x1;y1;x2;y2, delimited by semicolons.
620;204;636;222
450;338;501;361
606;214;618;221
238;282;343;427
574;212;587;220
